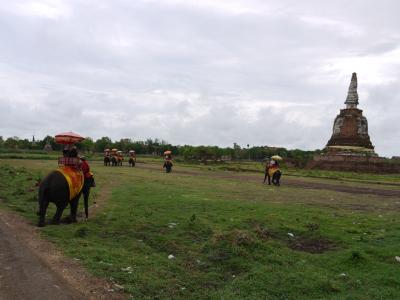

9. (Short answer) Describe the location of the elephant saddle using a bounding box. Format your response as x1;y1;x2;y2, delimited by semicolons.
56;166;84;201
268;166;280;177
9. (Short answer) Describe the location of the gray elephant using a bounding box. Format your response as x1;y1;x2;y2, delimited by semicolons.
163;160;173;173
104;156;111;166
111;156;118;166
37;170;89;227
129;157;136;167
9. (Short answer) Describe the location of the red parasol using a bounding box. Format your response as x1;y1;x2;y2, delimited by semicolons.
55;131;85;145
164;150;172;155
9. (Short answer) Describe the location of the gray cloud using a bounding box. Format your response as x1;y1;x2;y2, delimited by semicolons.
0;0;399;156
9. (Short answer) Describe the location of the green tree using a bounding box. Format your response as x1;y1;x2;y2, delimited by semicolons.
40;135;61;151
17;138;32;150
79;137;95;152
4;137;19;149
94;137;113;153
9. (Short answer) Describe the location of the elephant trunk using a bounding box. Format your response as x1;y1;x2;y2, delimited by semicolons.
84;196;89;218
83;180;91;218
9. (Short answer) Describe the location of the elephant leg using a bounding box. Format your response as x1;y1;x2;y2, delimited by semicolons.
52;202;67;225
272;173;280;186
38;199;49;227
83;187;90;218
69;197;80;223
276;173;281;186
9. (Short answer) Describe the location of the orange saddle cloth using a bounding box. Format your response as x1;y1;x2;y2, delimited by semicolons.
56;166;84;201
268;166;280;177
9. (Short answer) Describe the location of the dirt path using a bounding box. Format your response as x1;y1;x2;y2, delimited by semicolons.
0;183;126;300
0;163;182;299
0;215;83;300
135;163;400;197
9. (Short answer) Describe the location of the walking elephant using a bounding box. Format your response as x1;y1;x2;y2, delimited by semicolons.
271;170;281;186
104;156;111;166
129;157;136;167
37;170;89;227
264;160;282;186
163;160;173;173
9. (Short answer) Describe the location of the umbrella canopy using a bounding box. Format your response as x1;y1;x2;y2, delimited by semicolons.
129;150;135;153
104;148;110;152
55;131;84;145
164;150;172;155
271;155;283;161
111;148;118;152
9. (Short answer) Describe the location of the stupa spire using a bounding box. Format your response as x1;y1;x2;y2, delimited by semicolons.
344;72;359;108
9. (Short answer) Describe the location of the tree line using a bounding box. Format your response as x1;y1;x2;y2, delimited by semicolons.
0;135;320;166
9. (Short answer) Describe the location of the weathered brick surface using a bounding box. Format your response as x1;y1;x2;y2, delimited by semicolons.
327;108;374;149
308;155;400;173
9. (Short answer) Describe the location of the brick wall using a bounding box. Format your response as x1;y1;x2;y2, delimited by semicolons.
308;155;400;173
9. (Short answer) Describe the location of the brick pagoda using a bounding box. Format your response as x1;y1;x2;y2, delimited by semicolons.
307;73;400;173
325;72;375;155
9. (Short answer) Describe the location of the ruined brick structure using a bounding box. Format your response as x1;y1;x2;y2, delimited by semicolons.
326;73;375;152
307;73;400;173
307;154;400;174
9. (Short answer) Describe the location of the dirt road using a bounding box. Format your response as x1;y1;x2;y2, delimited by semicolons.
0;211;126;300
0;216;83;300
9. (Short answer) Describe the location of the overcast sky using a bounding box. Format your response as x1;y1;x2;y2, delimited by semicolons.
1;0;399;156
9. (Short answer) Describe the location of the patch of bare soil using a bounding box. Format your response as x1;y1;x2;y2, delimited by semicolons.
288;236;337;254
0;211;126;299
281;180;400;197
0;177;127;300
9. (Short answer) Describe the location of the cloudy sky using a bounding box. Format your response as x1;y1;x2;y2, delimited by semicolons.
1;0;399;156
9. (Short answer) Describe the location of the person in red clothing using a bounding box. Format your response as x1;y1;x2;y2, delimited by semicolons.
80;156;95;218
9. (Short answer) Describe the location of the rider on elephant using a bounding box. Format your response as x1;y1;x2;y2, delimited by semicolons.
163;152;173;173
263;158;271;185
80;156;95;218
268;159;281;186
69;146;78;158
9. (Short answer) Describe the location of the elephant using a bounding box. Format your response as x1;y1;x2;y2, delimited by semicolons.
263;165;270;184
271;170;281;186
111;156;118;166
128;157;136;167
104;156;111;166
163;160;173;173
264;162;282;186
37;171;89;227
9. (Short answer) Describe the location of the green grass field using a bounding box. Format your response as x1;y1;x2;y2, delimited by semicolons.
1;158;400;299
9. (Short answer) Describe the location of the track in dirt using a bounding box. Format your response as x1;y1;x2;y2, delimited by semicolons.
0;216;83;300
0;178;126;300
130;162;400;198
